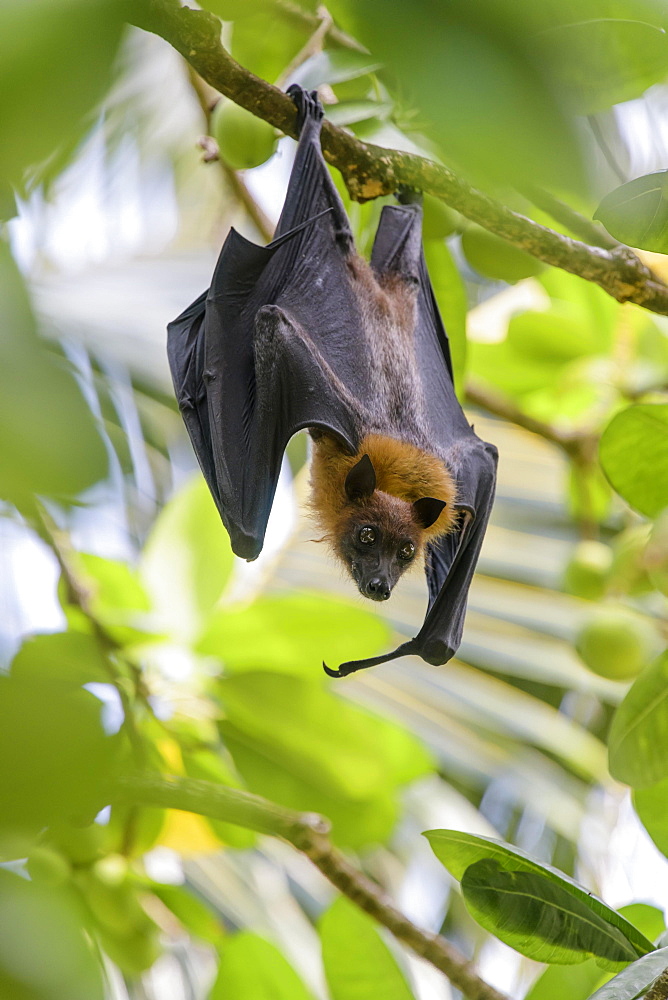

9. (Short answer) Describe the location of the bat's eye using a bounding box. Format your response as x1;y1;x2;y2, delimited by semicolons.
358;526;376;545
398;541;415;561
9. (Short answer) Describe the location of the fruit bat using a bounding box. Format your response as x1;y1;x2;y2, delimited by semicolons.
167;86;498;678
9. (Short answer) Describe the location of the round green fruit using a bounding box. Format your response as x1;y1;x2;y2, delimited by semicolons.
211;100;278;171
461;225;545;283
575;607;659;680
562;540;613;600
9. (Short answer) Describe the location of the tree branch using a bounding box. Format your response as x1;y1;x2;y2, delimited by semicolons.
129;0;668;316
645;967;668;1000
115;771;509;1000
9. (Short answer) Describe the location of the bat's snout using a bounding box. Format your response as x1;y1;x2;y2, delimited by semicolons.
364;577;391;601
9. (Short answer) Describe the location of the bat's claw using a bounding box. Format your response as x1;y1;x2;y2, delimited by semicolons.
322;660;345;679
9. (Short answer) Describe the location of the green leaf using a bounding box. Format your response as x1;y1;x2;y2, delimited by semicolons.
140;476;234;643
599;405;668;517
219;671;432;847
609;652;668;787
0;671;121;837
219;672;432;798
325;100;393;127
461;226;545;283
230;8;311;84
297;49;382;89
634;776;668;858
424;239;468;390
617;904;666;946
424;831;653;968
327;0;585;192
210;932;314;1000
0;244;108;504
224;730;400;849
152;884;223;945
542;19;668;114
524;960;606;1000
320;897;415;1000
0;0;123;183
589;946;668;1000
10;632;110;688
460;858;642;966
0;870;104;1000
594;172;668;253
198;592;389;678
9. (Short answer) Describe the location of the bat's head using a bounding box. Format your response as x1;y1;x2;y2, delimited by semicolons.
337;455;446;602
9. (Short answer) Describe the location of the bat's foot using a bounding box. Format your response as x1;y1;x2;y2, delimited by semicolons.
323;661;347;679
396;185;423;206
286;84;324;132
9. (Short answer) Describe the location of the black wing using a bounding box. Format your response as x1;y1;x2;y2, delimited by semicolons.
167;88;370;560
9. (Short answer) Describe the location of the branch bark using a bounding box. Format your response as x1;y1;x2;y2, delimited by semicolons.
116;772;509;1000
129;0;668;316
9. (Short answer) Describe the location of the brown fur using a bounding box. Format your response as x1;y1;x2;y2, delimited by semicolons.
308;432;458;562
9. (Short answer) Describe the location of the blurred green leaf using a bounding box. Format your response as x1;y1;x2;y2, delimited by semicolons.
0;0;123;183
224;729;400;848
198;591;389;677
461;226;545;283
297;49;382;89
618;903;666;944
589;946;668;1000
140;475;234;643
219;671;432;846
424;238;468;389
327;0;584;191
634;776;668;858
595;172;668;253
509;308;612;363
599;405;668;517
210;932;314;1000
230;8;311;83
524;960;606;1000
0;669;121;837
151;883;223;945
10;632;110;688
325;100;393;127
541;19;668;114
219;672;432;797
0;870;103;1000
609;652;668;787
424;831;653;967
460;858;642;966
320;897;415;1000
0;243;108;504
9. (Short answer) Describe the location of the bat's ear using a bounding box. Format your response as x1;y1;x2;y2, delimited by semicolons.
345;454;376;501
412;497;446;529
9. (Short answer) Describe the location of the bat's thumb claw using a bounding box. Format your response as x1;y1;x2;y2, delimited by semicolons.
322;660;344;679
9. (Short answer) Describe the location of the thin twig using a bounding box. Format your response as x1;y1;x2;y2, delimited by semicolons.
465;379;588;456
128;0;668;316
116;771;509;1000
187;65;275;242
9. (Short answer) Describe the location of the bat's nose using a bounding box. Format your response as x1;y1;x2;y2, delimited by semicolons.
366;577;390;601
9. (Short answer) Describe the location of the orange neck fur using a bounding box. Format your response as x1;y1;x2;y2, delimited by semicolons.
309;433;457;545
